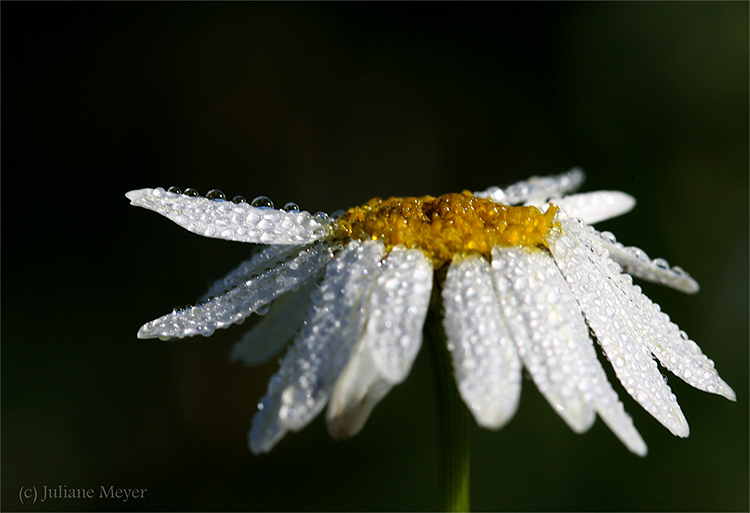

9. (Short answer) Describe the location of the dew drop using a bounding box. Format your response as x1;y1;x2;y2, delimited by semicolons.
256;303;271;316
184;188;200;197
206;189;226;201
314;211;330;221
283;202;300;212
251;196;274;209
232;195;247;204
653;258;670;270
627;247;649;262
172;306;184;313
167;186;182;194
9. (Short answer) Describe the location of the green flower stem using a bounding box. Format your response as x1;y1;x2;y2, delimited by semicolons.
426;279;470;512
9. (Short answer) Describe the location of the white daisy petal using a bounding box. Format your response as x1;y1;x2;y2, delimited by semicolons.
248;394;287;455
588;374;649;457
230;276;320;366
579;233;735;401
548;219;690;437
550;191;636;224
475;167;585;206
442;254;521;429
126;187;331;244
491;246;647;454
492;246;596;433
249;240;384;453
327;247;431;439
137;242;333;339
200;245;296;302
593;233;700;294
326;337;394;439
364;247;433;384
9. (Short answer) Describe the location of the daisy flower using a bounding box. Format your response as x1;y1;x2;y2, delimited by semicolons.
127;169;734;463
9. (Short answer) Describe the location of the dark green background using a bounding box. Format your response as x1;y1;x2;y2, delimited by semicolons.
3;2;747;511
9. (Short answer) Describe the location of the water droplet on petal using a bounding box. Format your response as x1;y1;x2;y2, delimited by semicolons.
206;189;226;201
168;186;182;194
232;195;247;204
251;196;274;209
283;202;300;212
314;211;330;221
627;247;649;262
256;303;271;316
184;188;200;197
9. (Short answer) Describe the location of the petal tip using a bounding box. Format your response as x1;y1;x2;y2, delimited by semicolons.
136;324;155;339
631;440;648;457
720;383;737;402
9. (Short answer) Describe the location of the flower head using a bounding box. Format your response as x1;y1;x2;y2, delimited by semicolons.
127;169;735;456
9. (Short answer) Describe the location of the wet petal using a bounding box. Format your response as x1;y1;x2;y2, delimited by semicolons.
581;234;734;400
249;240;383;453
551;191;636;224
442;254;521;429
491;246;647;454
593;232;699;293
475;168;585;206
364;246;432;384
326;338;393;439
137;242;333;339
492;246;595;433
200;245;296;302
126;187;331;244
548;219;690;437
326;247;432;439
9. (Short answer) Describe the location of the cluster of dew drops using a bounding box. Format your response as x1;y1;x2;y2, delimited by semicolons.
166;185;303;213
166;186;335;224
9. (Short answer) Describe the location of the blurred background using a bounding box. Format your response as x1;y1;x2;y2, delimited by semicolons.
2;3;747;511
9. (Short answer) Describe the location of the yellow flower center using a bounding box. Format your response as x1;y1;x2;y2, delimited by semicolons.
333;191;558;267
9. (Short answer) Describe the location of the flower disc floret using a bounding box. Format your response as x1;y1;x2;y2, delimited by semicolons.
332;191;559;267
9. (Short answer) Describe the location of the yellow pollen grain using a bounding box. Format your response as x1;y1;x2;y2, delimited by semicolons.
332;191;559;268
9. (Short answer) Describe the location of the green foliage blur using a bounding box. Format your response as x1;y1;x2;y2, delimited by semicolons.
3;3;747;511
